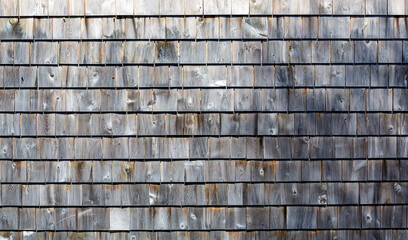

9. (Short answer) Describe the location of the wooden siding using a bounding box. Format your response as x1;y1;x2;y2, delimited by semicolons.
0;0;408;238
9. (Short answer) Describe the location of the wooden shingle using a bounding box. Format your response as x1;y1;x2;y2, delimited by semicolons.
30;42;58;65
262;41;289;64
355;41;377;63
0;18;34;40
319;17;350;38
233;41;262;64
124;42;154;64
287;207;317;229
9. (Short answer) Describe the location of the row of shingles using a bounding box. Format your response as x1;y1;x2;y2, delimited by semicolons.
0;205;407;231
1;0;407;16
1;112;408;136
0;88;406;113
0;65;407;88
3;17;408;41
0;136;406;160
1;155;408;181
0;40;405;65
0;183;355;205
0;230;407;240
1;159;408;182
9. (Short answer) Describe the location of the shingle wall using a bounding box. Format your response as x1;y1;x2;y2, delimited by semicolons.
0;0;408;239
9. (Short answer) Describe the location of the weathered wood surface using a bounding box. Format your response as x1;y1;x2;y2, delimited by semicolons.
0;0;405;16
1;0;407;236
0;17;403;42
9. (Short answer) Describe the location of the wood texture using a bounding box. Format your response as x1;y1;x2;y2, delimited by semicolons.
1;0;407;236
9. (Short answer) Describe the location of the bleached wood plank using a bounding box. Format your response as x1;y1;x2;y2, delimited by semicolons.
204;0;231;15
161;0;185;15
150;17;166;39
0;18;34;39
30;42;58;65
35;18;52;39
0;0;18;16
388;0;405;15
0;42;13;64
220;17;242;39
319;17;350;38
3;67;19;88
134;0;159;15
49;0;68;15
250;0;272;15
197;17;219;39
262;41;289;64
124;42;155;64
242;17;267;39
233;41;262;64
333;0;365;15
366;0;387;15
186;0;203;15
165;17;184;39
201;89;233;112
20;0;48;16
59;42;80;64
180;41;206;64
85;0;115;15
